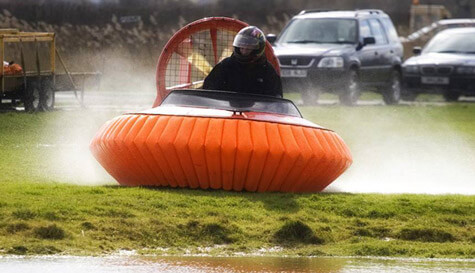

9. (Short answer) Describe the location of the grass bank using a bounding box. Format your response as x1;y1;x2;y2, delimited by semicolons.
0;102;474;257
0;182;474;257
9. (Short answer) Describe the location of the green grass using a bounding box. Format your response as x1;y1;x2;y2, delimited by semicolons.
0;103;474;257
0;184;473;257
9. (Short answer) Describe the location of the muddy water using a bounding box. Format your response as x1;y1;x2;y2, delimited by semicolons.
0;256;474;273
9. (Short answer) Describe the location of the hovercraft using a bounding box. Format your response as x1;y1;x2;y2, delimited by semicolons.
89;17;352;192
90;89;351;192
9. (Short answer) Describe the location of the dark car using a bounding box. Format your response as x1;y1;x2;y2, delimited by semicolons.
402;19;475;60
267;9;404;105
402;27;475;101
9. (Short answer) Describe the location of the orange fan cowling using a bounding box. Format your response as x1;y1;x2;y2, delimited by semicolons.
90;113;352;192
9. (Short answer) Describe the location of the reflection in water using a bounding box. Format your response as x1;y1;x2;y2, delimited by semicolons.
157;256;343;272
0;256;474;273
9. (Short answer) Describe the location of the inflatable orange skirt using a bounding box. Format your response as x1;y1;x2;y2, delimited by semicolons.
90;90;352;192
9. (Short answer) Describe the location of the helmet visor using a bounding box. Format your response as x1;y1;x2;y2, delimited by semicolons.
233;34;260;50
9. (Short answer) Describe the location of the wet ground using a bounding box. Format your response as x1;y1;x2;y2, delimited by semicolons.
52;91;474;111
2;90;474;113
2;90;474;194
1;255;474;273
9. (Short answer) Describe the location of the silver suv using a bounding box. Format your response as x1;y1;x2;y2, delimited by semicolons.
268;9;404;105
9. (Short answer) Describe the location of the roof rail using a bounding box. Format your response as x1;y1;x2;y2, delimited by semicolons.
355;9;384;16
298;9;335;15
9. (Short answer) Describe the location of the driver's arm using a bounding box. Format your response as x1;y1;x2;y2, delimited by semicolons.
265;65;283;98
203;62;226;91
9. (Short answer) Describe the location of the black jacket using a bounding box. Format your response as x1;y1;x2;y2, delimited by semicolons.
203;54;283;97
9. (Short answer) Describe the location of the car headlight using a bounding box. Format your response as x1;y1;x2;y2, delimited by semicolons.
456;66;475;74
317;57;344;68
404;66;419;74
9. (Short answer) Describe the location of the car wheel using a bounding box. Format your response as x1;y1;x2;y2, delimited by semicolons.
339;69;360;106
383;70;401;105
301;84;320;105
443;91;460;102
23;82;41;112
40;80;55;111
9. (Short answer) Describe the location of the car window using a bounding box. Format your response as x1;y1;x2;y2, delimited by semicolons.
369;19;388;45
278;18;357;44
359;20;372;39
423;31;475;54
380;17;399;44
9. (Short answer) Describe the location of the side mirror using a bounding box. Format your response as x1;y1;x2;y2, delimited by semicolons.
356;37;375;50
412;46;422;55
363;37;376;46
266;34;277;44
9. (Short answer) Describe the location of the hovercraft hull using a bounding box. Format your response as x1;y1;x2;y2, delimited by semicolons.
90;112;352;192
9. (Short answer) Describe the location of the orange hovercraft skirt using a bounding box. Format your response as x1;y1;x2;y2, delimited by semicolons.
90;109;352;192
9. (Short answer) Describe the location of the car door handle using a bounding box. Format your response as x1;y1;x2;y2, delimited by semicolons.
390;50;394;54
374;51;379;56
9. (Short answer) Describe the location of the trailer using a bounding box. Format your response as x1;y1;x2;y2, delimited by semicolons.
0;29;100;112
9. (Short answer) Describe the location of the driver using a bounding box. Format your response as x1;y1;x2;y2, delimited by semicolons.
203;26;283;98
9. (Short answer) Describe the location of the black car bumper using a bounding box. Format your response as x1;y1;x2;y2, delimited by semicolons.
403;74;475;96
281;68;349;93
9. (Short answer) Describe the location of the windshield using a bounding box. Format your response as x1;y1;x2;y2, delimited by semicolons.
423;31;475;54
278;18;357;44
161;90;302;117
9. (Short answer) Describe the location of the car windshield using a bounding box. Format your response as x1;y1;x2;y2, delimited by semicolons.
423;31;475;54
161;90;302;117
278;18;357;44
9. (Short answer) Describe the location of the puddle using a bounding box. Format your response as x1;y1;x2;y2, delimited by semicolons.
0;255;473;273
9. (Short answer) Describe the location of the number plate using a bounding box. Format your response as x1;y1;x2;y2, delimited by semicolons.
421;76;449;85
281;69;308;78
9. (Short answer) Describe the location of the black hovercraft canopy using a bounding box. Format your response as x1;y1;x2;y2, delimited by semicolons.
161;89;302;117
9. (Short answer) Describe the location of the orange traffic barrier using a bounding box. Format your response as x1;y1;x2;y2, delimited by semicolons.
90;112;352;192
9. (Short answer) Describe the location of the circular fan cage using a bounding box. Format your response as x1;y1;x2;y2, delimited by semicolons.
153;17;280;107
